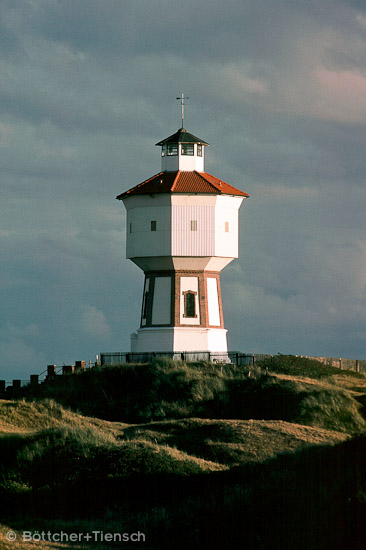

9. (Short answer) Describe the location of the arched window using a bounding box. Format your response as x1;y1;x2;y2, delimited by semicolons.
183;291;197;318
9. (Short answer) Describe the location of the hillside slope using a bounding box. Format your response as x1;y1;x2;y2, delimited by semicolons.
0;357;365;549
16;356;366;433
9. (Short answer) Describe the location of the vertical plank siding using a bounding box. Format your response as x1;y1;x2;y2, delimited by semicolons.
172;205;215;256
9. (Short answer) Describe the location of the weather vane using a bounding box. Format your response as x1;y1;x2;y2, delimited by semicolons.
176;93;189;128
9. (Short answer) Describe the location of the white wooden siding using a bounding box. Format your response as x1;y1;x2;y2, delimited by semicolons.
126;205;171;258
172;205;214;256
214;196;243;258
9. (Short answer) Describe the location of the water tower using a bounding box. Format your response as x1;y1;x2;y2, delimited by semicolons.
117;102;248;357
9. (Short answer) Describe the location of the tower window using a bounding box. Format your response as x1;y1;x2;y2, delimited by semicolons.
142;279;152;320
225;222;229;232
167;143;178;156
183;291;197;318
142;289;149;319
151;220;157;231
181;143;194;156
190;220;197;231
129;222;133;234
197;144;202;157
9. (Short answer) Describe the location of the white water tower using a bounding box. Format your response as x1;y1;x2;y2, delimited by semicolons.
117;112;248;357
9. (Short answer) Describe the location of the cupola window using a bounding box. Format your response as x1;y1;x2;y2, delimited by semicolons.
167;143;178;156
197;144;202;157
181;143;194;156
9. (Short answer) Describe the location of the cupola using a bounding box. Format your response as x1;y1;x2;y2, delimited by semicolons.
156;128;209;172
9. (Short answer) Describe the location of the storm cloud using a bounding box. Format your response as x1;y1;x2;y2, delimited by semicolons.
1;0;365;380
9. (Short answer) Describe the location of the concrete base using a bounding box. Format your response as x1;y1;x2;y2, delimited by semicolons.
130;327;228;354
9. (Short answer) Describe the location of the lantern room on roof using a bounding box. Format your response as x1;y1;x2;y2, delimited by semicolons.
156;127;209;172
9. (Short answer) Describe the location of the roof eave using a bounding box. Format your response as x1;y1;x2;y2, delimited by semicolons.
155;128;209;146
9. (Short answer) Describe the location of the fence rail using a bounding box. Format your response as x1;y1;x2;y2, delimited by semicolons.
100;351;255;366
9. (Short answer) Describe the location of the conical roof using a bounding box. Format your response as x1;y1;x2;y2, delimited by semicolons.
155;128;209;146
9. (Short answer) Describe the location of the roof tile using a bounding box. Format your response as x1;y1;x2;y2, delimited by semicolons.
116;171;249;200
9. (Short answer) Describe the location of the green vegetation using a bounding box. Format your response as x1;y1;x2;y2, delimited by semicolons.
258;354;366;379
0;356;365;549
16;356;366;434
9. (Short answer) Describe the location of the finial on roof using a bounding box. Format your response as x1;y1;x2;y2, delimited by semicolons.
176;93;189;128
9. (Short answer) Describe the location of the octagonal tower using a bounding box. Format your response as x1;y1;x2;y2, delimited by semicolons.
117;125;248;356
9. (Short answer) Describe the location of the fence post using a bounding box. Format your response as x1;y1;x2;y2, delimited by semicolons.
62;365;74;375
47;365;57;378
75;361;86;371
0;380;5;394
30;375;39;386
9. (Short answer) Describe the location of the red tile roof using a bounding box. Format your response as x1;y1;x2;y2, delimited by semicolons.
116;171;249;200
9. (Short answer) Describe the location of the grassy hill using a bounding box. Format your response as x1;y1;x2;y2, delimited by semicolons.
0;356;365;549
17;356;366;432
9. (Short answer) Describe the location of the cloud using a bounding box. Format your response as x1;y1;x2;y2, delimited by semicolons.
314;69;366;123
0;0;365;380
0;323;46;380
81;306;112;340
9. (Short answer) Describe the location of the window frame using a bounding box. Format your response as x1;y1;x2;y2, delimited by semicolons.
183;290;197;318
167;143;178;156
181;143;194;156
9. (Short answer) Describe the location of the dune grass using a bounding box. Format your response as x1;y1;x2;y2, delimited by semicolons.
2;433;365;550
257;354;365;379
14;357;366;435
1;356;365;549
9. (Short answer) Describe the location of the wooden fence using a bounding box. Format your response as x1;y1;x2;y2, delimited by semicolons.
1;353;365;398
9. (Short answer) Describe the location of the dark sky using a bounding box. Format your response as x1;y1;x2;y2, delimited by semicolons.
1;0;365;380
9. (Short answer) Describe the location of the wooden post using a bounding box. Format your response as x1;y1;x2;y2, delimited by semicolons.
62;365;74;375
75;361;86;371
0;380;6;394
47;365;57;377
30;375;39;386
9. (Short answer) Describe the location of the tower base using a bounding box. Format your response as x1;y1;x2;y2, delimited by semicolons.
130;327;228;354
